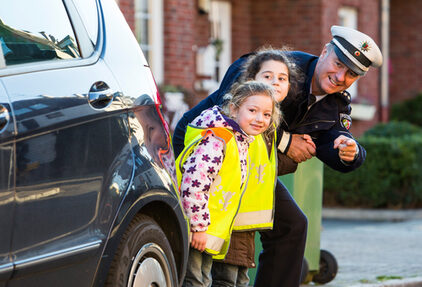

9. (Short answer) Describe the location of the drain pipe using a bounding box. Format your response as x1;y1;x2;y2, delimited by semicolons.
380;0;390;122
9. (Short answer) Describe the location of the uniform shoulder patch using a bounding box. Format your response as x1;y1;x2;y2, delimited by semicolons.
338;90;351;104
340;113;352;130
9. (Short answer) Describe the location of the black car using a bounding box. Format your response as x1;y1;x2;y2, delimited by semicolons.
0;0;189;286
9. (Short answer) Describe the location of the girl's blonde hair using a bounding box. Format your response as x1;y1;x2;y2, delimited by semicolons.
221;81;280;134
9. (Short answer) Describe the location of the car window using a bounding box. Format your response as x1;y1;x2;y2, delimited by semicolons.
71;0;99;46
0;0;80;66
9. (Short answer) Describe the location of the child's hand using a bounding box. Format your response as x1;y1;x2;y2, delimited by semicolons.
191;231;207;252
302;134;316;149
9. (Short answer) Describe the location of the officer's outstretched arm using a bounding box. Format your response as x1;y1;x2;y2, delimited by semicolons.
314;129;366;173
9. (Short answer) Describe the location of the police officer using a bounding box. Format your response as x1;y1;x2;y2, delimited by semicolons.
173;25;383;287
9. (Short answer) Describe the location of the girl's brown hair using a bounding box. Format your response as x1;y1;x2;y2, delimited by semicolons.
240;46;304;102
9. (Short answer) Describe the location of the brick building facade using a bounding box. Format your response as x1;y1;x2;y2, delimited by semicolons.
390;0;422;104
117;0;422;136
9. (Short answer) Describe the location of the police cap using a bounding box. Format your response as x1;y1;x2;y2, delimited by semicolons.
330;25;383;76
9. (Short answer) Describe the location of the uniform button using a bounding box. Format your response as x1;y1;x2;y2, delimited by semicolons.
252;263;256;267
315;124;319;128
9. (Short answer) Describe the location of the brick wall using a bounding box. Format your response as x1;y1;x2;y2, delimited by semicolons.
195;9;211;48
163;0;196;91
250;0;323;55
390;0;422;104
231;0;253;60
118;0;135;31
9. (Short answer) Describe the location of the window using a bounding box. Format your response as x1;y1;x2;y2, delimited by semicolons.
72;0;99;46
196;1;232;92
0;0;80;66
135;0;163;83
338;6;358;98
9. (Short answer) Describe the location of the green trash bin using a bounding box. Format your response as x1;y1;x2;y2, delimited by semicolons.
248;157;338;285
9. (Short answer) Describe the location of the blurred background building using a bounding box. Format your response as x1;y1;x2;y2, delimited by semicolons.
115;0;422;136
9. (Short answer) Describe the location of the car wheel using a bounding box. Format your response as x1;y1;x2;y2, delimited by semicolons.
106;214;178;287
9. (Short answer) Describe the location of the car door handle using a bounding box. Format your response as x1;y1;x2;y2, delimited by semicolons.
0;104;10;133
88;81;121;109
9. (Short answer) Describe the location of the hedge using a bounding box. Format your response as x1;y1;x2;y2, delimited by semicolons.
323;122;422;208
390;93;422;127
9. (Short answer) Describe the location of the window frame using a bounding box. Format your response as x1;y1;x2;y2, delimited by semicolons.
338;6;358;99
134;0;163;83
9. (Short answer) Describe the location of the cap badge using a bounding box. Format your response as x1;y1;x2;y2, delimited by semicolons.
360;41;370;52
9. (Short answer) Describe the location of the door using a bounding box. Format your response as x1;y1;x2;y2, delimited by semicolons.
0;1;131;286
0;81;15;286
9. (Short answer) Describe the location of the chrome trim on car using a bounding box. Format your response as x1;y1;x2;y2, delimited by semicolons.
14;240;101;270
63;0;95;58
0;263;13;280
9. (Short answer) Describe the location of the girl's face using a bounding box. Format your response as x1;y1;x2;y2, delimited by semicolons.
254;60;290;102
230;94;273;136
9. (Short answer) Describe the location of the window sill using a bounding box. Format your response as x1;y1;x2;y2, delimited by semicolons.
350;104;376;121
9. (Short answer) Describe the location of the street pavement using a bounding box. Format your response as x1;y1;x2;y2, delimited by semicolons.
302;209;422;287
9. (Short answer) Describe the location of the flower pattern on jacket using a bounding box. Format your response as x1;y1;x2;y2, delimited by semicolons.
180;106;253;232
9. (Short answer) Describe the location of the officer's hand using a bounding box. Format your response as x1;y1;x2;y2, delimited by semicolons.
286;134;316;163
334;135;358;162
191;231;207;252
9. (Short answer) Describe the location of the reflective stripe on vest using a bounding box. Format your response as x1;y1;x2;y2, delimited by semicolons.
233;132;277;231
176;126;249;256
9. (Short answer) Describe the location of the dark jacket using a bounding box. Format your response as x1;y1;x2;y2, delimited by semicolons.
173;51;366;173
218;231;256;268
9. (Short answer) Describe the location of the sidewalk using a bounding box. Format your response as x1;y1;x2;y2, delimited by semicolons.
322;207;422;222
302;208;422;287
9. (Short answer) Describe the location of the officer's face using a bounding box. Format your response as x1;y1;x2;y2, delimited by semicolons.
312;46;360;95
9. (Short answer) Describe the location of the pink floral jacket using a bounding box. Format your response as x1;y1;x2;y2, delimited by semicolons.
180;106;253;232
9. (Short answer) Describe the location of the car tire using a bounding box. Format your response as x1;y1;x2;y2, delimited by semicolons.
105;214;178;287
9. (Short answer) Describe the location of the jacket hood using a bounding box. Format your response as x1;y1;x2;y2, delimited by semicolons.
190;105;245;135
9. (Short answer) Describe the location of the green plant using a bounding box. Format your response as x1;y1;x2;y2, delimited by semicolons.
376;275;403;281
211;38;223;61
390;93;422;127
323;122;422;208
363;120;422;138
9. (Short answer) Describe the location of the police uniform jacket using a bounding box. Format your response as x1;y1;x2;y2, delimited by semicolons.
172;51;366;173
279;51;366;172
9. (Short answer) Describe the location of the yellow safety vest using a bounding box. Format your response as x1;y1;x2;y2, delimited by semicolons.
233;131;277;231
176;126;249;257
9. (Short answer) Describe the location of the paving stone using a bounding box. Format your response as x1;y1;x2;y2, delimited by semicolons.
302;218;422;287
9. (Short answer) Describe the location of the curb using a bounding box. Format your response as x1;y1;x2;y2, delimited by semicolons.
322;207;422;222
347;277;422;287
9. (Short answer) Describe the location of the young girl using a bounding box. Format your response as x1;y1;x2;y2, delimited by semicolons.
176;81;280;287
211;48;313;287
